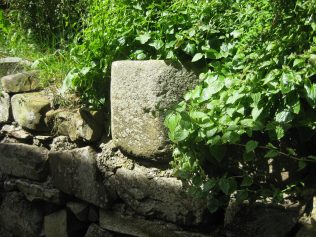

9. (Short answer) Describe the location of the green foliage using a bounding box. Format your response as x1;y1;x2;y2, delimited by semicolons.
7;0;89;46
164;0;316;212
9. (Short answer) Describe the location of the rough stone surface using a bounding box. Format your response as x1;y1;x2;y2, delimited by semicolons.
224;202;302;237
49;146;111;208
97;141;207;226
44;209;68;237
49;135;78;151
11;92;51;131
1;71;39;93
111;60;198;160
1;124;32;140
45;108;105;142
99;209;179;237
0;91;11;124
67;201;89;222
0;143;48;180
85;224;113;237
0;57;31;77
88;206;99;222
16;179;65;204
0;192;43;237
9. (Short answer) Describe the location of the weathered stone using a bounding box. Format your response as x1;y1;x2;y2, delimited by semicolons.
296;224;316;237
88;206;99;222
11;92;51;131
97;141;207;226
0;143;48;180
1;71;39;93
0;192;43;237
49;147;111;208
45;108;105;142
44;209;68;237
50;135;78;151
111;60;198;160
3;179;17;191
99;209;179;237
85;224;113;237
224;202;302;237
296;196;316;237
0;57;31;77
1;124;32;140
16;179;65;204
0;91;11;124
67;201;89;222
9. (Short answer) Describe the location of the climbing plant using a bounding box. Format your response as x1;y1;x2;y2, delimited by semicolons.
164;0;316;212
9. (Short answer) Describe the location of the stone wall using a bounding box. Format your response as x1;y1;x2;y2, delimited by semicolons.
0;57;315;237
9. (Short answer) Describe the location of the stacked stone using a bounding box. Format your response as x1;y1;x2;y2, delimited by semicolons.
0;58;312;237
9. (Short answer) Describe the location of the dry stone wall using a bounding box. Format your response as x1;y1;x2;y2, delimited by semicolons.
0;57;314;237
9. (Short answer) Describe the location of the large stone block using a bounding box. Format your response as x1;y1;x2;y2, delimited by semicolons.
45;108;105;142
48;147;112;208
11;92;51;131
111;60;198;160
1;71;39;93
99;209;178;237
97;141;207;226
0;91;11;124
0;143;48;180
0;57;31;77
0;192;43;237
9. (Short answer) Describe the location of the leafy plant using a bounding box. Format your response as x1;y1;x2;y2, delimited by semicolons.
164;0;316;212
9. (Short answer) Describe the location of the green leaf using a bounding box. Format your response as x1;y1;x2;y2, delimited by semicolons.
236;190;248;202
183;43;196;55
200;81;224;101
218;177;230;195
241;176;253;187
251;107;263;120
293;58;305;68
298;160;306;171
149;39;164;50
264;149;279;158
137;32;151;44
275;126;285;140
207;197;220;213
204;179;216;192
245;140;258;153
192;53;204;62
173;128;189;142
210;145;227;162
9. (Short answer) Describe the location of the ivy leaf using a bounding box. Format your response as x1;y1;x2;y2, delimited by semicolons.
251;107;263;120
207;197;220;213
201;81;224;101
192;53;204;62
298;160;306;171
137;32;151;44
241;176;253;187
149;39;164;50
293;58;305;68
218;177;230;195
173;128;189;142
183;43;196;55
264;149;279;158
245;140;258;153
210;145;227;162
204;179;216;192
275;126;285;140
304;83;316;108
236;190;248;202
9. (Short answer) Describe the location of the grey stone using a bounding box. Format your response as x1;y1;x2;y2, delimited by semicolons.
0;57;31;77
88;206;99;222
49;136;78;151
224;202;302;237
49;147;111;208
296;196;316;237
99;209;179;237
1;124;32;140
296;224;316;237
44;209;68;237
111;60;198;160
97;141;207;226
67;201;89;222
44;209;88;237
16;179;65;204
0;192;43;237
1;71;39;93
45;108;105;142
0;91;11;124
0;143;48;180
84;224;113;237
11;92;51;131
